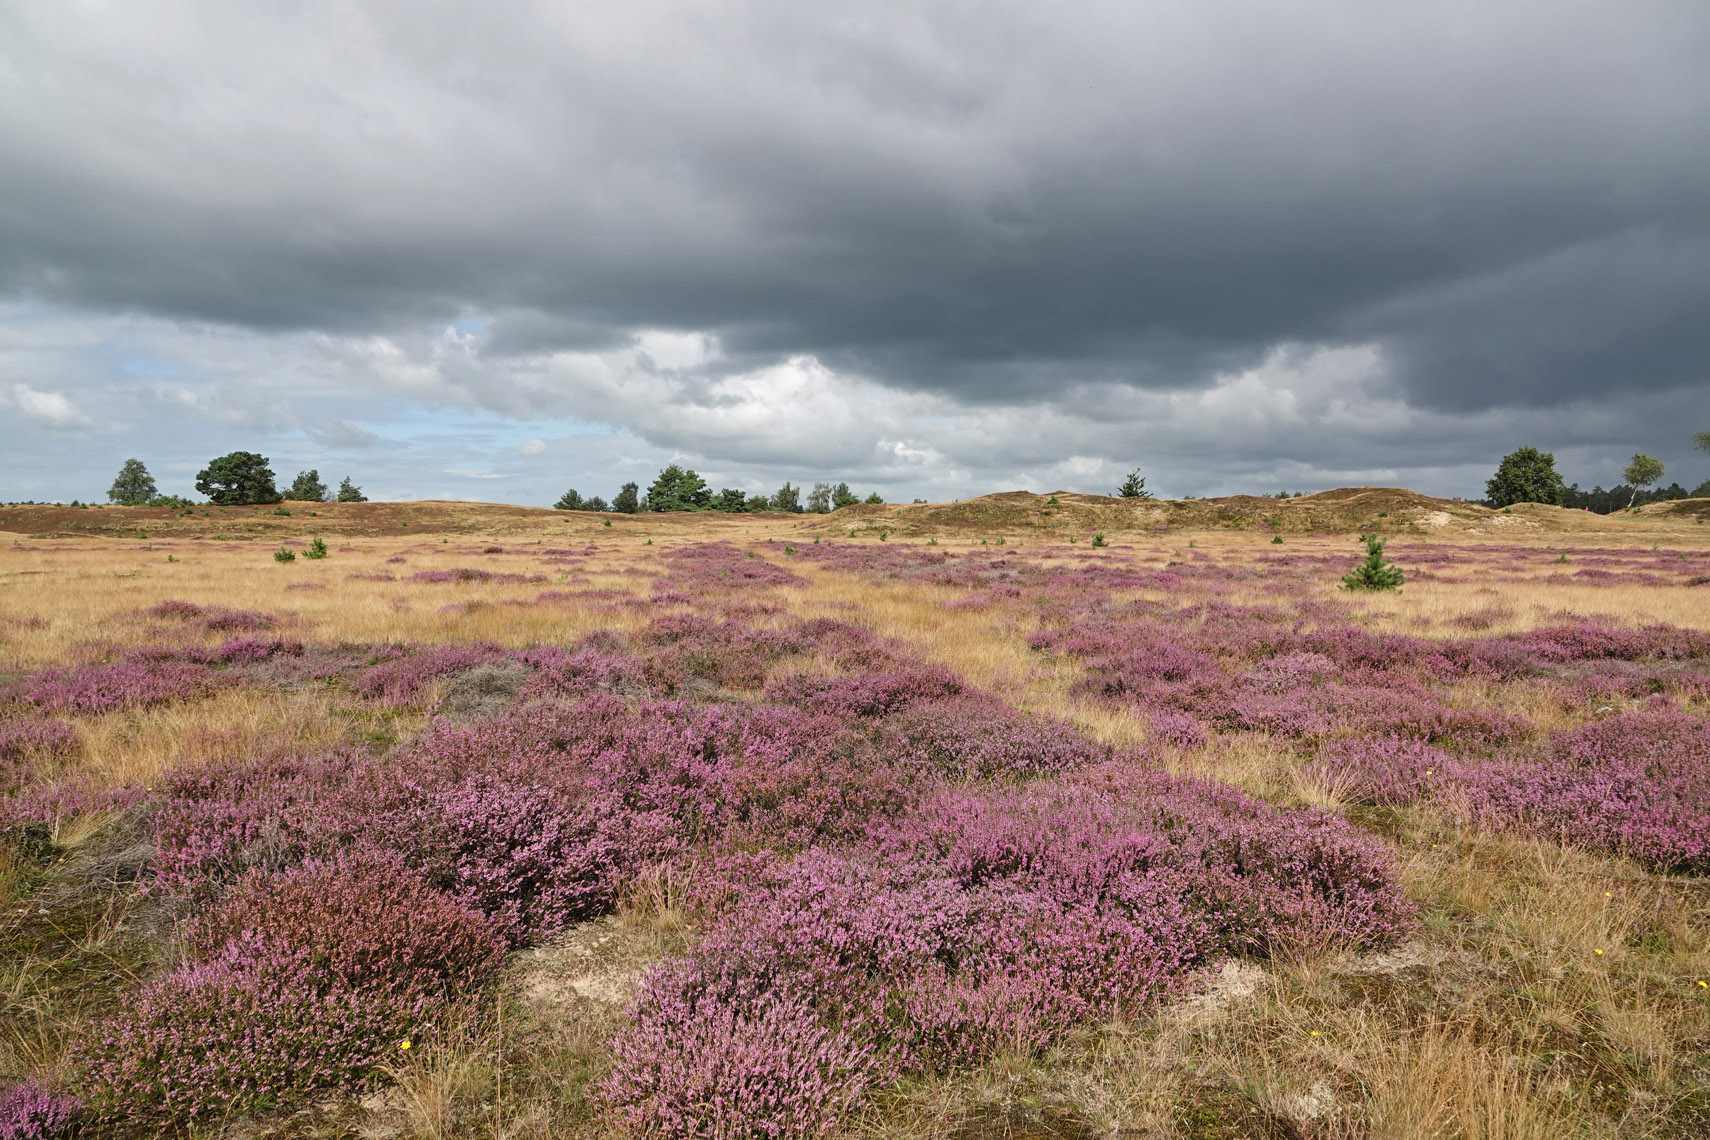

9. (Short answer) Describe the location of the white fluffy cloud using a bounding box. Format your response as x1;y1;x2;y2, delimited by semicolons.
9;382;95;430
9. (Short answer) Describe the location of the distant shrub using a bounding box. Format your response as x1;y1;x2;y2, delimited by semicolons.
273;547;296;562
304;537;328;559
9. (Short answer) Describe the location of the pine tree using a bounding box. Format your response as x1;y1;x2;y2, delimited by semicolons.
336;477;368;502
1117;469;1152;498
285;470;329;502
195;452;282;505
1341;537;1404;591
107;458;157;505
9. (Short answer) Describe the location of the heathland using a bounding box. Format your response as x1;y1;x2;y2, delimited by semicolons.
1;488;1707;1139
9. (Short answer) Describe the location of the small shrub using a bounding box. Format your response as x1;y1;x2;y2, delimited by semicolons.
303;537;328;560
274;547;296;563
83;852;507;1125
1271;535;1283;544
0;1078;82;1139
1341;537;1403;591
1091;533;1108;548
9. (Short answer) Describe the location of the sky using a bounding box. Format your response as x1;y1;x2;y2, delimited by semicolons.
2;0;1708;505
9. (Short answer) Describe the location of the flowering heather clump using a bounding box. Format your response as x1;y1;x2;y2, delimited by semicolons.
348;642;515;703
197;608;277;633
763;666;965;718
410;567;530;583
873;696;1108;780
1304;736;1455;807
609;770;1413;1137
605;966;881;1140
83;960;432;1123
1150;710;1210;749
1459;707;1710;872
84;852;506;1125
143;599;204;621
149;697;908;927
186;850;509;998
25;659;224;715
656;542;808;593
0;720;81;792
143;599;277;633
0;1079;82;1140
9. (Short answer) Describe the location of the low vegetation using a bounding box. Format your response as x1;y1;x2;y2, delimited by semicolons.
1;492;1708;1138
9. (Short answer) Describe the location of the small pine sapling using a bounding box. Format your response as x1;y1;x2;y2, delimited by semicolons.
304;538;329;559
1342;536;1403;591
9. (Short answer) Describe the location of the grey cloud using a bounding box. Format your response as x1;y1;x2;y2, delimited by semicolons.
1;0;1707;498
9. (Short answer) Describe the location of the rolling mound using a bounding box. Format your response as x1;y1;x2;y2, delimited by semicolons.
4;489;1704;541
816;488;1710;539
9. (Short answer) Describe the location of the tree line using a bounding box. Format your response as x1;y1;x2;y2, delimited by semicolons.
105;454;367;506
554;465;887;514
1484;434;1710;512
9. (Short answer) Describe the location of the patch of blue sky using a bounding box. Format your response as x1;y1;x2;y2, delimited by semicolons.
115;352;185;377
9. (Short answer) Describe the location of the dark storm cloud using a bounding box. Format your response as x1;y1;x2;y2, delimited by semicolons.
1;0;1708;499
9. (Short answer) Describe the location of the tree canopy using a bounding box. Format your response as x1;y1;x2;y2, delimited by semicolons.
646;465;712;511
195;452;282;505
336;477;367;503
1622;453;1665;508
285;470;329;502
107;458;157;505
1485;447;1565;507
612;482;640;514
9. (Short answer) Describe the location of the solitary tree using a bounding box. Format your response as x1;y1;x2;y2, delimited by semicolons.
1485;447;1565;507
554;488;585;510
647;465;712;511
337;477;368;503
107;458;157;505
831;482;859;509
769;482;801;512
1117;469;1152;499
806;483;833;513
584;495;609;512
195;451;282;505
612;482;640;514
1623;453;1665;508
864;491;884;504
285;469;330;502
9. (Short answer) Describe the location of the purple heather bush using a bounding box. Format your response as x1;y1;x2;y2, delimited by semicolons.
0;720;81;793
0;1079;82;1140
1305;736;1455;807
409;567;533;584
1459;706;1710;872
763;665;965;718
871;695;1108;780
24;659;225;716
347;641;515;704
608;768;1414;1137
85;851;506;1124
